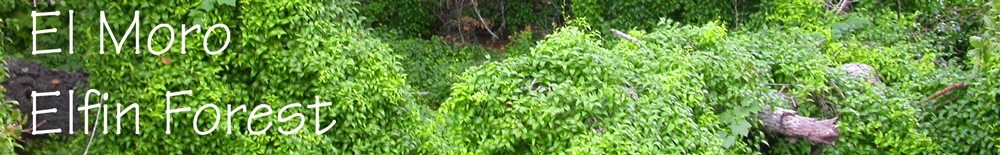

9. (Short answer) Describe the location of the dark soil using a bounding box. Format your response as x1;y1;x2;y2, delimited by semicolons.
2;58;88;138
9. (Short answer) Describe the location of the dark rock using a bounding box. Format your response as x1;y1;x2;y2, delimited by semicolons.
2;58;89;138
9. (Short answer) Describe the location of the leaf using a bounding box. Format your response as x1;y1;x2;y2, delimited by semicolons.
722;134;736;148
971;36;984;48
734;119;751;136
270;29;287;36
986;16;996;31
217;0;236;6
201;0;216;11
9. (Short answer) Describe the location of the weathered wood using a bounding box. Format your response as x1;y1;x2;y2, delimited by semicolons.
611;29;643;45
759;104;841;146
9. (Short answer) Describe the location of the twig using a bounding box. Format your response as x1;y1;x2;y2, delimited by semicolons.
777;90;798;109
836;0;851;14
471;0;499;41
917;82;966;107
622;80;638;100
524;78;538;92
828;80;846;99
610;29;643;45
497;1;507;37
765;83;791;87
733;0;740;31
816;92;839;118
21;120;48;133
925;82;966;102
83;109;101;155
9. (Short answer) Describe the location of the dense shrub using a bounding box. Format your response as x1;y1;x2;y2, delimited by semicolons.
569;0;750;32
394;38;499;108
425;13;952;153
358;0;566;41
911;2;1000;154
751;10;944;154
1;3;23;153
0;49;15;155
359;0;438;38
750;0;832;31
0;1;86;71
611;20;775;151
895;0;989;58
478;0;568;37
1;0;998;154
429;25;740;154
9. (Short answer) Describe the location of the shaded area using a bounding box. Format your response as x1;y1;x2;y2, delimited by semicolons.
2;58;88;138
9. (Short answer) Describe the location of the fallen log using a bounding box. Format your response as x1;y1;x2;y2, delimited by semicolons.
758;104;841;146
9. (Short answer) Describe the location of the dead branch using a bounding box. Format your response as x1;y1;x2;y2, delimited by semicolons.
828;80;847;99
837;0;852;14
927;82;966;101
765;83;791;87
21;120;47;133
497;0;507;37
470;0;500;41
611;29;643;45
918;82;966;107
733;0;740;30
825;0;855;14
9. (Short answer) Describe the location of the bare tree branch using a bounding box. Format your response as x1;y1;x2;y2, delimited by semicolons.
471;0;500;41
611;29;643;45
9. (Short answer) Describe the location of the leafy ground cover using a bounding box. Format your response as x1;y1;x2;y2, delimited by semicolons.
0;0;997;154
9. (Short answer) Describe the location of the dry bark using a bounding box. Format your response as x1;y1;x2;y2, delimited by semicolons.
759;104;841;146
611;29;643;45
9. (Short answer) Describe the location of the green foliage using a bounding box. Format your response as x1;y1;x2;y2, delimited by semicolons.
501;26;542;57
568;0;749;32
12;0;427;154
751;0;832;30
0;52;18;155
755;10;944;154
431;16;944;153
393;38;499;108
825;12;940;87
480;0;568;37
358;0;566;40
778;75;942;154
358;0;437;38
1;0;998;154
615;20;777;151
911;1;1000;154
0;1;85;71
431;25;737;154
0;4;25;151
892;0;989;57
